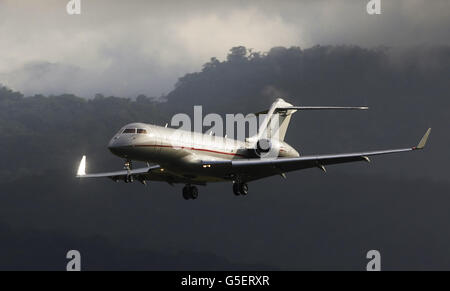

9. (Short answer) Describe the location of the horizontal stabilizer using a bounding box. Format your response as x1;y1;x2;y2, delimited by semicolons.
277;106;368;111
255;106;368;115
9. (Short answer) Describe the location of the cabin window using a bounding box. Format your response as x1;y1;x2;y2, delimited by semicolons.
137;129;148;134
122;128;136;134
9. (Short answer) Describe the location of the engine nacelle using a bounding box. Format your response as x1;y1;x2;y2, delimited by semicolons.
254;138;281;157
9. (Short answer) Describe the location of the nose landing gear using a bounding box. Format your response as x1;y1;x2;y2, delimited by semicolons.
124;160;132;171
123;160;133;183
124;175;134;183
182;185;199;200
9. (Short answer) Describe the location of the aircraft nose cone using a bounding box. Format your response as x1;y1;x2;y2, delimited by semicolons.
108;136;129;158
108;138;118;149
108;137;123;155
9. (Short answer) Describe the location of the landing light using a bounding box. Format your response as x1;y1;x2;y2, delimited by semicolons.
203;164;211;168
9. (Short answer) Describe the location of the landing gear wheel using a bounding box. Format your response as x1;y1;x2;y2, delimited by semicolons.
239;183;248;195
233;183;241;196
190;186;198;199
182;186;190;200
233;183;248;196
182;185;199;200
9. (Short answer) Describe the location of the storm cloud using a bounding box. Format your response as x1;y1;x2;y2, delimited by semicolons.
0;0;449;97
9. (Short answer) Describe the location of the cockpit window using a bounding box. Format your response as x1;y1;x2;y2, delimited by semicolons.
122;128;136;134
137;129;147;134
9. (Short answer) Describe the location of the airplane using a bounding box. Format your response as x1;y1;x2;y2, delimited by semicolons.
76;98;431;200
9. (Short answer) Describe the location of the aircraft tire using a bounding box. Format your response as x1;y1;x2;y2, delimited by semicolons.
182;186;191;200
239;183;248;195
190;186;199;199
233;183;241;196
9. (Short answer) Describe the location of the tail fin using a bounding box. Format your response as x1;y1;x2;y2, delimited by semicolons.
255;98;368;141
255;98;296;141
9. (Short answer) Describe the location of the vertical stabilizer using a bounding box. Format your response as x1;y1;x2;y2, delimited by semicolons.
256;98;297;141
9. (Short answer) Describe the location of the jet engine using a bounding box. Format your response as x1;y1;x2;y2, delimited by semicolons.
253;138;281;157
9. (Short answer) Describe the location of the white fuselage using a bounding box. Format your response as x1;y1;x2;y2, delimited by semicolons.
107;122;299;182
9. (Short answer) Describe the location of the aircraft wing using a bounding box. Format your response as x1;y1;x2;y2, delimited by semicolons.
76;155;161;180
203;128;431;182
75;156;206;185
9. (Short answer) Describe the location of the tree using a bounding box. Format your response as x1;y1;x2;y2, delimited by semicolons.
227;46;248;62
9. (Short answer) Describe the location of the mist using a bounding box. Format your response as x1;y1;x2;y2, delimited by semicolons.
0;0;449;97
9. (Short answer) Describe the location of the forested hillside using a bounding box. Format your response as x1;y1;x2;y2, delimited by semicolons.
0;45;449;270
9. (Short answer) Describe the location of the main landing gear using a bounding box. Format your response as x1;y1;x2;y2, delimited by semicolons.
233;182;248;196
182;185;199;200
123;160;133;183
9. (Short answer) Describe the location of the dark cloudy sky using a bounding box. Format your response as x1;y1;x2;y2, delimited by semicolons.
0;0;449;97
1;1;449;270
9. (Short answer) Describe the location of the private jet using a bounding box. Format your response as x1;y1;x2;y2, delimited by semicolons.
76;98;431;200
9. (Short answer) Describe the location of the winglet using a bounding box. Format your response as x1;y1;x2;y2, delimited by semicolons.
76;155;86;177
415;128;431;150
